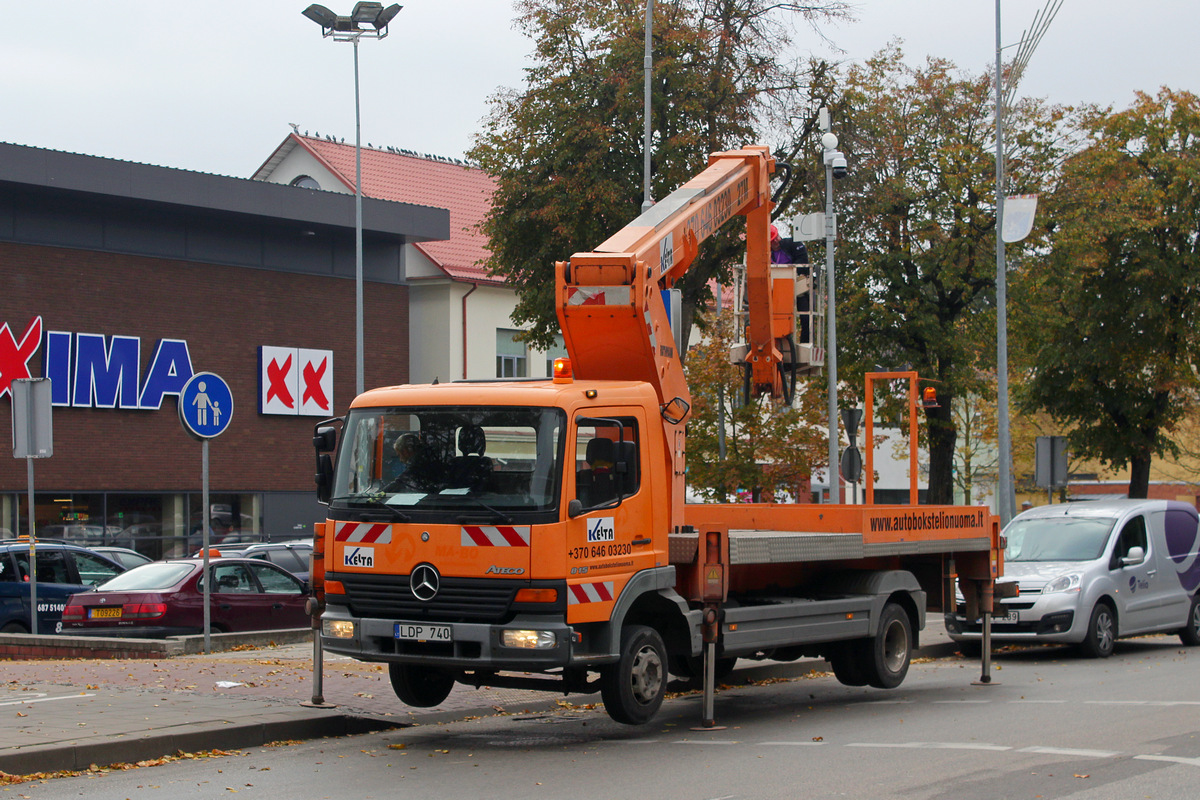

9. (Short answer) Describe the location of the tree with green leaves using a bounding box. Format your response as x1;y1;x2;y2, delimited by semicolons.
1015;88;1200;498
830;45;1062;504
684;309;827;500
468;0;849;354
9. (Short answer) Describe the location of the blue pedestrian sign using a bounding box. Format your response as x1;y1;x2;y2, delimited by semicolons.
179;372;234;439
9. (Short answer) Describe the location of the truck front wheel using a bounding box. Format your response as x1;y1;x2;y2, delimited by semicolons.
601;625;667;725
388;663;455;707
861;603;912;689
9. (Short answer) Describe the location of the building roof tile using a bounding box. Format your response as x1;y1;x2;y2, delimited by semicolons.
293;135;497;284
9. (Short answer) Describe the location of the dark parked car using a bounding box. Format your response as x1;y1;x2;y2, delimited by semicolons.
91;546;155;569
62;557;310;637
0;541;127;634
239;541;313;581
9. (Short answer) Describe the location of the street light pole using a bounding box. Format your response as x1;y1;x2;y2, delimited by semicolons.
819;109;847;504
641;0;654;213
301;1;401;707
353;35;364;396
303;2;402;397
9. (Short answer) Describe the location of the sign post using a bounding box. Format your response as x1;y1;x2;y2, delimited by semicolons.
11;378;53;635
178;372;234;653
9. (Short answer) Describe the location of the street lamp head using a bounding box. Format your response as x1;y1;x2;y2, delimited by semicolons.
304;2;401;38
352;1;402;30
302;3;338;29
372;3;403;30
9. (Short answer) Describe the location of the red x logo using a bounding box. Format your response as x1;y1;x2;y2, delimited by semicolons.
0;316;43;400
302;356;329;410
266;354;295;408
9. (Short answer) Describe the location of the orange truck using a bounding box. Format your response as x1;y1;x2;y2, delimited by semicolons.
309;146;1004;725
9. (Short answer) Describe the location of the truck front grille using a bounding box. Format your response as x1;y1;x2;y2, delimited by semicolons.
331;571;519;623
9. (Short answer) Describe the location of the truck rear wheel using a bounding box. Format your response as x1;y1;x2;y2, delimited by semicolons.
861;603;912;689
388;663;455;707
827;642;869;687
601;625;667;725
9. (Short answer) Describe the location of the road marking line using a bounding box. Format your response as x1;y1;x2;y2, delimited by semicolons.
933;700;992;704
1018;746;1120;758
1008;700;1066;704
847;742;1011;751
761;741;828;746
0;693;96;707
1135;755;1200;767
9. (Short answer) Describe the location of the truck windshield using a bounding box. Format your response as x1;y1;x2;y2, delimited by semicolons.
1004;516;1116;562
330;406;565;518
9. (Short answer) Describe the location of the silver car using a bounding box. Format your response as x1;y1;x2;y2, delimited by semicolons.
947;498;1200;657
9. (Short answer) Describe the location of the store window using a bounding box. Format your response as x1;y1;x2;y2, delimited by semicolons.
497;329;527;378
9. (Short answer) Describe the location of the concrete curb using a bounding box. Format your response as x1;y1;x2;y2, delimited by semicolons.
0;707;399;776
0;629;313;660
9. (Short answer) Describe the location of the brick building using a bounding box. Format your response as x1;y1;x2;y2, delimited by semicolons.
0;142;447;556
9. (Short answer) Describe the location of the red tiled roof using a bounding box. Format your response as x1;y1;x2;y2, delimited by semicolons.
294;134;497;284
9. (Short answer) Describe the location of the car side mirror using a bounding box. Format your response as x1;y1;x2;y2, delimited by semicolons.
1121;546;1146;567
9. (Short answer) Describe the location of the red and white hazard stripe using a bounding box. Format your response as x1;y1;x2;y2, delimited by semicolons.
568;581;614;605
333;521;392;544
461;526;531;547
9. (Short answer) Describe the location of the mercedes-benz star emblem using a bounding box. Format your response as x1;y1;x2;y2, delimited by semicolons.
410;564;440;602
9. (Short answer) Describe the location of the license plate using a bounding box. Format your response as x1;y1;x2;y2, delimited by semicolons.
89;607;122;619
995;610;1018;624
394;623;452;642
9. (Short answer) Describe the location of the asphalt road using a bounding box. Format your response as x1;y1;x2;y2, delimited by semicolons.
14;637;1200;800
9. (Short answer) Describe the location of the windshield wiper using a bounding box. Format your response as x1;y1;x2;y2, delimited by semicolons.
330;495;410;522
454;496;513;524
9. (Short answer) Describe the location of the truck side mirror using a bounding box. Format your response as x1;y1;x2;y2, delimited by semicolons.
313;426;338;453
315;454;334;505
1121;546;1146;567
567;498;583;519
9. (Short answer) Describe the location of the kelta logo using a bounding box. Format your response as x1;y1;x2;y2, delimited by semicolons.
0;316;42;400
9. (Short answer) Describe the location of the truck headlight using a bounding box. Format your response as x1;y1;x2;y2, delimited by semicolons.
323;619;356;639
1042;573;1082;594
501;629;557;649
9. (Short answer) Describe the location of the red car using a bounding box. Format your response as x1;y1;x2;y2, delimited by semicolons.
62;557;309;637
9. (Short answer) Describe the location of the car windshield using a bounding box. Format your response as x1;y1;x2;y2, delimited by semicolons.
1004;515;1117;562
97;562;194;591
330;406;565;517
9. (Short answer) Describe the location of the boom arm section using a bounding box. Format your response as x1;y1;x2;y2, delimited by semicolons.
555;146;786;414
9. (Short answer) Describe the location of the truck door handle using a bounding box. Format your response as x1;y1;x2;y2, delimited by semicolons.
1146;570;1157;577
632;538;652;546
218;604;232;610
272;603;284;609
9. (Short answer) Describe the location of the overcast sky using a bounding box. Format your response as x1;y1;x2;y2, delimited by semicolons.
2;1;1195;179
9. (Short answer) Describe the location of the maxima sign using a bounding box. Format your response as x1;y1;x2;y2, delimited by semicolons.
1;315;333;418
1;315;193;409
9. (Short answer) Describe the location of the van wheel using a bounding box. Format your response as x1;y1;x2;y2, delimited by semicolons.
388;664;455;707
860;603;912;689
1078;602;1116;658
1180;595;1200;647
600;625;667;725
1;622;28;634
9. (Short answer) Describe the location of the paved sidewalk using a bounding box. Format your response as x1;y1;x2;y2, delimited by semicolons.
0;619;961;777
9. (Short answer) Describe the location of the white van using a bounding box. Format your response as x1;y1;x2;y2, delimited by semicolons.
947;498;1200;657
